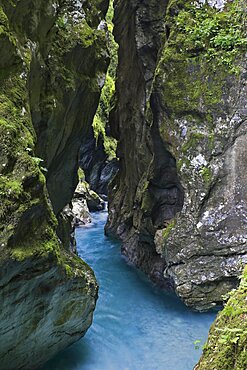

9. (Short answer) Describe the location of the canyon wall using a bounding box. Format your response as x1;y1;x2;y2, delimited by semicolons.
0;0;109;368
106;0;247;311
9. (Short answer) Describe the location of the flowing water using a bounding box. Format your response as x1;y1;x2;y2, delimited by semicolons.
42;211;216;370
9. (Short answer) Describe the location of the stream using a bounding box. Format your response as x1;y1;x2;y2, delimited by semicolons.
42;211;216;370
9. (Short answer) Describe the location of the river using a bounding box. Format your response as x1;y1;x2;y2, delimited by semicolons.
41;211;216;370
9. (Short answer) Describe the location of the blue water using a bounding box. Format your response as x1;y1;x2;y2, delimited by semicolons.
42;211;216;370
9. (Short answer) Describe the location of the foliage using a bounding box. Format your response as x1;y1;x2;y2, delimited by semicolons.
92;0;118;159
196;266;247;369
174;0;247;72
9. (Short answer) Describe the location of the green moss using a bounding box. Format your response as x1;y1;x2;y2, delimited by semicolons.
92;113;105;142
0;177;23;198
177;157;190;171
181;132;205;153
0;6;8;27
0;1;103;307
171;0;247;72
0;26;61;261
78;167;85;181
157;0;246;131
158;55;228;120
199;166;213;185
92;74;117;159
64;263;73;278
103;136;117;159
196;266;247;370
162;219;176;240
11;237;60;262
55;17;95;51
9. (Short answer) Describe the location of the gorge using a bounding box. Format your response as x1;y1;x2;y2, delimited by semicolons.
42;211;216;370
0;0;246;369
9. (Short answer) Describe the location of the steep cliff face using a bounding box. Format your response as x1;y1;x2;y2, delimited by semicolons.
106;0;173;286
106;0;247;310
0;1;109;368
79;0;119;196
79;128;118;195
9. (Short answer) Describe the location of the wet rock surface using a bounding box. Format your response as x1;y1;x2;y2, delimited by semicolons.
79;129;119;195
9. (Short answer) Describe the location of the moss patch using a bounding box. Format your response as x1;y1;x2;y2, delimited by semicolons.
162;219;176;241
196;266;247;369
168;0;247;72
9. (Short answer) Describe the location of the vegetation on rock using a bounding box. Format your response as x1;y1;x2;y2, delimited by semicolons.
92;0;118;159
0;1;108;368
195;267;247;369
172;0;247;72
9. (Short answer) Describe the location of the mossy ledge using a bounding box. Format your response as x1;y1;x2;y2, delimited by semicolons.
0;1;109;369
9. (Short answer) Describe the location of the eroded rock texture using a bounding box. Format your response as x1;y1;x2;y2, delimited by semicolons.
106;0;247;310
106;0;175;286
79;128;119;195
0;0;109;368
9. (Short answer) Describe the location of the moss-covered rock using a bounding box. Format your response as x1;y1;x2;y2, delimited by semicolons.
155;0;247;310
195;266;247;369
106;0;247;309
105;0;172;286
79;0;119;196
0;1;109;368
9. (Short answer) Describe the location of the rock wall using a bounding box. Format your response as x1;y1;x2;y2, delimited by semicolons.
0;0;109;368
79;129;118;195
106;0;247;310
106;0;173;286
79;0;119;197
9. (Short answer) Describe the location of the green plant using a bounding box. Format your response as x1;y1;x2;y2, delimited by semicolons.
174;0;247;72
194;339;202;350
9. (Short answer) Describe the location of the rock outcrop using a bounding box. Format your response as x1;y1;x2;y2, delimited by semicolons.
106;0;247;309
74;177;105;214
195;266;247;369
0;0;109;368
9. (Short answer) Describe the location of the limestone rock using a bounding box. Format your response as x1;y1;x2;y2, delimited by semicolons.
72;198;92;226
0;252;98;370
105;0;171;286
74;180;105;212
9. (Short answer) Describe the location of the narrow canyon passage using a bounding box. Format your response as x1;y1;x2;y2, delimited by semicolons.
42;211;216;370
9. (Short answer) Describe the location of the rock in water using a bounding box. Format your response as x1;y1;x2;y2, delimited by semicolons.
0;0;109;368
74;180;105;212
72;198;92;226
106;0;247;310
